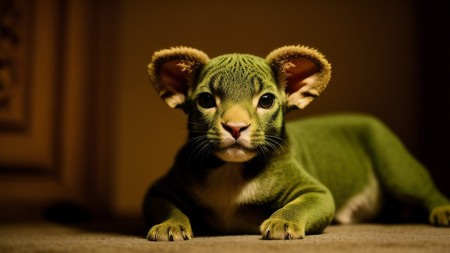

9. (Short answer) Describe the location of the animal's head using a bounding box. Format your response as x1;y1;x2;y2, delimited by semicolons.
148;45;331;163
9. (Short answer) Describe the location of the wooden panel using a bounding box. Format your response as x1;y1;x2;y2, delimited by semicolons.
0;0;54;171
0;0;113;220
0;0;30;131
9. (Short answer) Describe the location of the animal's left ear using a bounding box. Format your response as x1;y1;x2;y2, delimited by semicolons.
267;45;331;110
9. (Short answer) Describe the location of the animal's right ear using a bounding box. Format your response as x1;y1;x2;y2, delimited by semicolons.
148;47;210;109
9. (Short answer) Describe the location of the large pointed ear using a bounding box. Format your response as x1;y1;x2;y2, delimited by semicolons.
267;45;331;110
148;47;210;109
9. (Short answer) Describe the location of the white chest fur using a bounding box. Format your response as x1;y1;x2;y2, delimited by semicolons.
193;163;261;230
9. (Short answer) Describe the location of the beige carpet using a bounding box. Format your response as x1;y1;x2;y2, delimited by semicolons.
0;220;449;253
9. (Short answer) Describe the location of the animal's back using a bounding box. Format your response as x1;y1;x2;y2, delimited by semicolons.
286;114;386;221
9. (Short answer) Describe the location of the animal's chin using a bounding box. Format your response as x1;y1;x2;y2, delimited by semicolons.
214;145;257;162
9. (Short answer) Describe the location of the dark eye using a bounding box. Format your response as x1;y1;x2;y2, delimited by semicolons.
198;93;216;108
258;93;275;109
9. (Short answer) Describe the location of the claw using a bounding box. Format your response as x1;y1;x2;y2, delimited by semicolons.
265;230;271;239
283;223;291;240
147;228;159;241
181;226;190;240
260;218;306;240
284;233;292;240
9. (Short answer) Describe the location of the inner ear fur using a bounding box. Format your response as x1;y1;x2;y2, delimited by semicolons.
266;45;331;110
148;47;210;109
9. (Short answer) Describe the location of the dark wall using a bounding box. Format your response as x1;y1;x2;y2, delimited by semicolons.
419;0;450;197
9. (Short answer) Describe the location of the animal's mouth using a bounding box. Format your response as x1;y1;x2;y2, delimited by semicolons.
214;143;257;162
220;138;254;150
224;145;254;154
227;143;249;150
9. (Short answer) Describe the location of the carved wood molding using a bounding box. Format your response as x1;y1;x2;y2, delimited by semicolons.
0;0;30;131
0;0;114;220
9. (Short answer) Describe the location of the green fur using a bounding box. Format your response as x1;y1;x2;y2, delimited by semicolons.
287;114;450;213
144;46;450;241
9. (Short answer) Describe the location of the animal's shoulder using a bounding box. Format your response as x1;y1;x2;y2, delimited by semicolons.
286;113;386;136
284;113;388;167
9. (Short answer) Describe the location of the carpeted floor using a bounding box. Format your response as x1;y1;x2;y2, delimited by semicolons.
0;220;449;253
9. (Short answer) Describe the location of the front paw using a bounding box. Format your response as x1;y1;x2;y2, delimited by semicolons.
147;222;193;241
429;205;450;227
260;218;305;240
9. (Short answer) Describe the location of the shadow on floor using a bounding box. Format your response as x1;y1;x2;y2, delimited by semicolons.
43;201;147;238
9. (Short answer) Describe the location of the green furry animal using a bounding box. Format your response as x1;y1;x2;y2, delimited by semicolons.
144;45;450;241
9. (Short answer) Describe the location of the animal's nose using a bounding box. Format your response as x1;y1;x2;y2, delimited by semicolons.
222;122;250;139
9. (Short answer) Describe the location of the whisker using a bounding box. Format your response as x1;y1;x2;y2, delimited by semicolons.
187;136;208;151
259;145;268;160
198;142;214;162
187;121;208;129
187;138;208;161
186;135;218;163
266;135;287;153
193;139;215;163
188;130;209;134
252;134;287;159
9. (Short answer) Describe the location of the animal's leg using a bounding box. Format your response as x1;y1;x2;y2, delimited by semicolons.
364;118;450;226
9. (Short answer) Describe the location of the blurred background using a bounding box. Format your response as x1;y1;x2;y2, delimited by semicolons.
0;0;449;220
